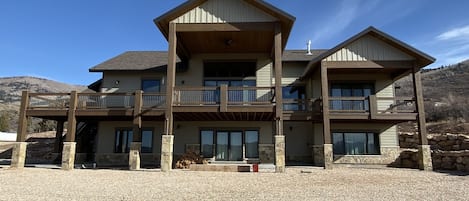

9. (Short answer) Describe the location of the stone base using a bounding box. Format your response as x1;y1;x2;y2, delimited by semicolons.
129;142;141;170
10;142;27;169
61;142;76;170
274;135;285;173
160;135;174;172
333;146;401;164
323;144;333;169
312;145;324;166
259;144;274;163
418;145;433;171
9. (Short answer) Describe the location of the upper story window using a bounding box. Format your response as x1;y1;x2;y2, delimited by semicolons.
204;61;256;78
142;79;161;92
330;83;374;111
283;86;306;111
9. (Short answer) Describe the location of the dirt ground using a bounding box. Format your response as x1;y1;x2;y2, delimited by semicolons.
0;166;467;201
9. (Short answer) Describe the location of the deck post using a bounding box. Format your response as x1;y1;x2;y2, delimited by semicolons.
62;91;78;170
129;90;143;170
11;91;29;169
54;120;65;153
161;22;177;172
273;23;285;173
321;64;333;169
412;67;432;171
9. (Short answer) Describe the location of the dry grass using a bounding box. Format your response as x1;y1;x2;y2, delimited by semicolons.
0;167;467;201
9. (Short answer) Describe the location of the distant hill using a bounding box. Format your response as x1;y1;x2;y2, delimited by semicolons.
0;76;86;132
396;59;469;123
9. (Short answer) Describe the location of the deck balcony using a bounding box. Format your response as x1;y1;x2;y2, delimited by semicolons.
22;89;418;122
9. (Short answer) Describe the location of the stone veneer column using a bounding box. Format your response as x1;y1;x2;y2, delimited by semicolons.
418;145;433;171
161;135;174;172
61;142;76;170
275;135;285;173
129;142;141;170
323;144;333;169
10;142;28;168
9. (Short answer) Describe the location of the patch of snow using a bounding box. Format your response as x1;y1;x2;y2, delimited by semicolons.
0;132;17;142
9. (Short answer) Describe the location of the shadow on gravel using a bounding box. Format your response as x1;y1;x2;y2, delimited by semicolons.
435;170;469;176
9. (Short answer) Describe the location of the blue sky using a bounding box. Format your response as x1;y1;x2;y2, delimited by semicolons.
1;0;469;85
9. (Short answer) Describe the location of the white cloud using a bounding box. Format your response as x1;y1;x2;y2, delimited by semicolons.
437;25;469;41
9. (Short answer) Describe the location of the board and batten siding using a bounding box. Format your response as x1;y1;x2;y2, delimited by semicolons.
172;0;276;24
324;35;415;62
272;62;305;85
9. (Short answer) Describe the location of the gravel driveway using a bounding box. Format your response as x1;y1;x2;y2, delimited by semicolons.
0;166;467;201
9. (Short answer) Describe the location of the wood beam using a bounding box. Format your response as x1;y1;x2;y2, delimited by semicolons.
65;91;78;142
133;90;143;142
274;23;283;136
412;67;428;145
164;23;177;136
16;91;29;142
175;22;275;32
321;64;331;144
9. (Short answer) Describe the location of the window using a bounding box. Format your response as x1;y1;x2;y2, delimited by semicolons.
142;79;160;92
282;86;306;111
333;132;380;155
204;80;256;103
114;128;153;153
330;83;373;111
201;130;214;158
199;129;259;159
204;61;256;78
245;131;259;158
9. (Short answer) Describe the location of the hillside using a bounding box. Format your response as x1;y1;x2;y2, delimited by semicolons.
396;59;469;124
0;76;86;132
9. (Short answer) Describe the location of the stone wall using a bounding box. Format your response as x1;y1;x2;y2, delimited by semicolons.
397;133;469;172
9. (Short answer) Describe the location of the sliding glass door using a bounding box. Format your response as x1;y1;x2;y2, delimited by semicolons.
202;130;259;161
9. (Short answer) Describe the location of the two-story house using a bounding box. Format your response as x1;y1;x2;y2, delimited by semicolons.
10;0;434;172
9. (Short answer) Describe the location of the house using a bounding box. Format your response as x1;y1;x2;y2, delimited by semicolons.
10;0;434;172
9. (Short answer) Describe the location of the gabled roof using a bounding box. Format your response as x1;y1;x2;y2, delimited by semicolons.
301;26;436;78
89;50;321;72
89;51;182;72
154;0;296;56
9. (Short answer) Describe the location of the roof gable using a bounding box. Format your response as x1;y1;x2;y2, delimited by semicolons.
173;0;277;24
302;26;436;78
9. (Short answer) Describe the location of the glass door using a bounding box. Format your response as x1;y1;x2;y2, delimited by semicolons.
216;132;229;160
229;132;243;161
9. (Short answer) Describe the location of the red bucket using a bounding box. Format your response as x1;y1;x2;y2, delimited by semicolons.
253;164;259;172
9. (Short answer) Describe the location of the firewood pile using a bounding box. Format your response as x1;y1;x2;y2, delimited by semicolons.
175;151;208;169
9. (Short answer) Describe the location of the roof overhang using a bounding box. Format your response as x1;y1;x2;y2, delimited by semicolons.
154;0;295;59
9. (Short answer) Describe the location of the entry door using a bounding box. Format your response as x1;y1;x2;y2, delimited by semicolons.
216;131;243;161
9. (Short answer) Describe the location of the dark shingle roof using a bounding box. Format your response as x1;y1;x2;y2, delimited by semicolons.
282;49;327;61
89;50;326;72
89;51;181;72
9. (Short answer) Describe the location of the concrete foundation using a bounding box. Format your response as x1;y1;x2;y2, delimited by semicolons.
61;142;76;170
10;142;27;169
160;135;174;172
274;135;285;173
323;144;333;169
129;142;141;170
418;145;433;171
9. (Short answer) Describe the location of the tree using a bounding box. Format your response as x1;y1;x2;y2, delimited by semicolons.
0;113;9;132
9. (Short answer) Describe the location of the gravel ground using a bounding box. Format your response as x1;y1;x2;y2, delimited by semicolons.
0;166;468;201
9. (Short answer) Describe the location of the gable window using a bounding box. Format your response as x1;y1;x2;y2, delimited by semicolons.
115;128;153;153
332;132;379;155
142;79;161;92
283;86;306;111
330;83;373;111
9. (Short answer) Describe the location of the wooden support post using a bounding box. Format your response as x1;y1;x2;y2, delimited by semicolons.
11;91;29;168
320;64;333;169
161;22;177;172
54;120;65;153
220;84;228;112
130;90;143;170
16;91;29;142
62;91;78;170
273;23;285;173
412;67;432;171
369;95;377;119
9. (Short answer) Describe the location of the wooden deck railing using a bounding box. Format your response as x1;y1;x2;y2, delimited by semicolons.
329;95;416;114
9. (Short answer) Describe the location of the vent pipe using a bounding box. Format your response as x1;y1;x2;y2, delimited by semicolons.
306;40;312;55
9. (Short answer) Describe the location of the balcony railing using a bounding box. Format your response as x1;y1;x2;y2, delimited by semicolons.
173;86;274;106
329;95;416;114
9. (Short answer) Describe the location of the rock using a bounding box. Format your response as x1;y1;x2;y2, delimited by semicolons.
456;164;465;171
456;157;463;164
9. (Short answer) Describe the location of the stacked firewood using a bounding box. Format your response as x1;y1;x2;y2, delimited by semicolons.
175;151;208;169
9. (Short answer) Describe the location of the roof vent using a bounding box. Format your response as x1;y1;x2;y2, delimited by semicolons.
306;40;312;55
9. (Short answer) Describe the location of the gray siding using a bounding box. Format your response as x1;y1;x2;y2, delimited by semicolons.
173;0;276;23
325;35;414;61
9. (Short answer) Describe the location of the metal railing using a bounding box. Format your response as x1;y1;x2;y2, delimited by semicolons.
77;93;135;109
28;93;70;109
174;86;275;106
